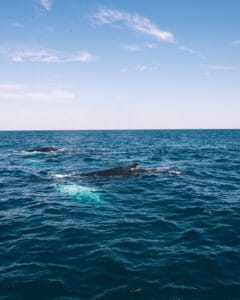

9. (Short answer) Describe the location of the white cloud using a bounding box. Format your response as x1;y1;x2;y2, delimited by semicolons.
1;49;97;63
93;8;175;43
93;8;208;62
0;84;75;102
39;0;52;11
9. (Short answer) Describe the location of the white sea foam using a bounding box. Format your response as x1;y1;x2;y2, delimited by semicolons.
53;173;75;178
21;148;64;155
21;150;39;155
56;184;102;202
154;167;181;175
155;167;170;172
168;170;182;175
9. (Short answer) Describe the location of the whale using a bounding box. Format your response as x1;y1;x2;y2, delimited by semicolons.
54;164;179;179
81;163;142;177
26;147;58;153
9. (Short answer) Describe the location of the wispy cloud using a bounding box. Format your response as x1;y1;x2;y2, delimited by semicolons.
92;8;207;61
121;63;159;73
93;8;175;43
134;64;158;72
179;45;195;55
1;48;97;63
39;0;52;11
9;22;25;28
179;45;206;60
122;43;157;52
0;84;75;102
147;43;157;49
122;44;142;52
208;65;237;71
135;64;147;71
232;40;240;45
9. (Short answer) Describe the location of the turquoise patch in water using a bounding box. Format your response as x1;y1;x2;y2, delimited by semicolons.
24;159;43;167
57;184;102;202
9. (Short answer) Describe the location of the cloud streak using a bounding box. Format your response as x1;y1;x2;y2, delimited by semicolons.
122;43;157;52
122;44;142;52
93;8;175;43
0;84;75;102
1;48;97;63
179;45;206;60
9;22;25;28
208;65;237;71
93;8;206;61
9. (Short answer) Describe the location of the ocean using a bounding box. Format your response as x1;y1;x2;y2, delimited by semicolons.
0;130;240;300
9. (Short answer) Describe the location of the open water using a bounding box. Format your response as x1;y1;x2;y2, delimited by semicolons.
0;130;240;300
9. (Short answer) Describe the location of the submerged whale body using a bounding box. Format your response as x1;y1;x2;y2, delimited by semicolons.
26;147;58;153
81;163;141;177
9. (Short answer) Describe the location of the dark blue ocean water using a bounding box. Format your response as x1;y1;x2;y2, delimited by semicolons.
0;130;240;300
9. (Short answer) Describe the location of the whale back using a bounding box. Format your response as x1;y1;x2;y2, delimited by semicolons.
26;147;58;153
82;163;138;177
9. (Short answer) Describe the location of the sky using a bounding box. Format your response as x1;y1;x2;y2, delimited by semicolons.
0;0;240;130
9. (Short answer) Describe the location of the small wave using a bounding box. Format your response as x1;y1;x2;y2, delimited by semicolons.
143;167;182;175
56;184;102;203
168;170;182;175
21;150;40;155
154;167;170;172
21;148;64;155
52;173;76;179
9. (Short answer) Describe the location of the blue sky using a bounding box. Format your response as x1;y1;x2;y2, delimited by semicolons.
0;0;240;129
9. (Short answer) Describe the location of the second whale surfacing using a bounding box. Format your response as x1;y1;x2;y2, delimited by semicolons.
26;147;58;153
81;163;144;177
